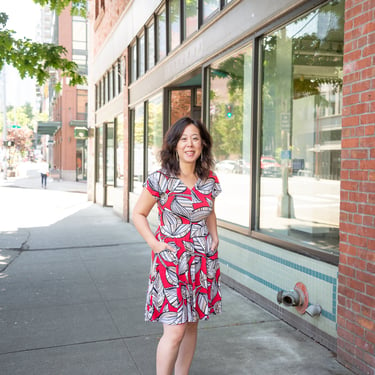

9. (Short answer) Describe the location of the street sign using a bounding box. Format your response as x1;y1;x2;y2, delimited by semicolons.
74;127;88;139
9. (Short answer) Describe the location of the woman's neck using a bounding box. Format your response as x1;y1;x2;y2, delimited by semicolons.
179;162;196;177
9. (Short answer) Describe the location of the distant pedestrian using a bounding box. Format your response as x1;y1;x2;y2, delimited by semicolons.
132;117;222;375
39;159;49;188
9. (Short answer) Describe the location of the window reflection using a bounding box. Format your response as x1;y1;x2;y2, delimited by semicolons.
209;43;253;227
185;0;198;38
131;43;137;82
116;114;124;187
147;94;163;175
169;0;180;51
132;104;145;193
203;0;220;21
106;123;115;184
147;23;155;70
96;126;103;183
139;34;145;76
157;8;167;61
259;0;344;253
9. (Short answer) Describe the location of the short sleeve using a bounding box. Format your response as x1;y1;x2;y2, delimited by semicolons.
210;171;222;199
143;170;164;200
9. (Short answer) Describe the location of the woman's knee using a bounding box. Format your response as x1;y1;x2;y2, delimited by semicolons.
163;324;187;345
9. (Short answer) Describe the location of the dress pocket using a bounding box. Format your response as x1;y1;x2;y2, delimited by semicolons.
158;249;178;264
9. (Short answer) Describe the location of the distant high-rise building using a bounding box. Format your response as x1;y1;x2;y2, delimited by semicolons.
36;4;88;181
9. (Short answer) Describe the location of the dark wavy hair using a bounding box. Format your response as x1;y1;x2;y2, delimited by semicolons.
160;117;214;180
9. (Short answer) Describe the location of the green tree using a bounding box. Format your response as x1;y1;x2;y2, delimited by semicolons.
0;0;86;88
7;103;36;129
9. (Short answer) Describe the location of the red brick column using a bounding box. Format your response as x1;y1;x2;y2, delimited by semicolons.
338;1;375;374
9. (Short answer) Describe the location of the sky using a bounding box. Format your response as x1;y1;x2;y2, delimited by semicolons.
1;0;41;108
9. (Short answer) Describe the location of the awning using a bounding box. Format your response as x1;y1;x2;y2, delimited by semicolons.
37;121;61;135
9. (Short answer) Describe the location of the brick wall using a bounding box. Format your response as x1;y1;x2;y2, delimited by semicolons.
170;90;192;125
338;1;375;374
92;0;131;55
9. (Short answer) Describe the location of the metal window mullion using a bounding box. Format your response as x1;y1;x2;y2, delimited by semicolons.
198;0;203;29
166;1;170;55
180;0;184;43
144;101;149;180
250;37;260;232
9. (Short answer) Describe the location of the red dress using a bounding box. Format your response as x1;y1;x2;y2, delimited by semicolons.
144;169;222;325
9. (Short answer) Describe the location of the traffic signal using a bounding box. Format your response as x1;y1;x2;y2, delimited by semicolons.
225;104;233;118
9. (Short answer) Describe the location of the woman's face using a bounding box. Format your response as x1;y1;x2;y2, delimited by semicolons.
176;124;203;165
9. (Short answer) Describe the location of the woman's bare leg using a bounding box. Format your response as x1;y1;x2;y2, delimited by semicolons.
156;323;187;375
174;322;198;375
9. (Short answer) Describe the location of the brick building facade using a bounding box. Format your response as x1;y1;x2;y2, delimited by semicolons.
338;1;375;373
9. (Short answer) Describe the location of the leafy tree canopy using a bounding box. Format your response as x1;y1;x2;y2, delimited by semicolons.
0;0;86;88
33;0;87;17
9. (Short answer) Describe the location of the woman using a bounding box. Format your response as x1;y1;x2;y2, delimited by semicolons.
132;117;222;375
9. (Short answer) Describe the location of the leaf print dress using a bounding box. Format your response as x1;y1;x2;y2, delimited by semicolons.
144;169;222;325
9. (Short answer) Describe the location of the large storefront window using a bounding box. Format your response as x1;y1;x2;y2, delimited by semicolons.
147;93;163;175
132;104;145;193
116;114;124;187
259;0;344;254
209;43;253;227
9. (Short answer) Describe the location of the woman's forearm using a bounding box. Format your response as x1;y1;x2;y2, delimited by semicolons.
133;213;159;249
206;209;219;250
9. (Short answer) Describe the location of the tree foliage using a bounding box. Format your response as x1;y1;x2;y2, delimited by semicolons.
6;103;35;129
33;0;87;17
0;0;87;88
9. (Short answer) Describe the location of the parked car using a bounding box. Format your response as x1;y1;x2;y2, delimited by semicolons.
216;160;239;173
260;156;282;177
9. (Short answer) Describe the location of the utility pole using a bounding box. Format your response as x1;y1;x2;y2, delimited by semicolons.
1;67;8;179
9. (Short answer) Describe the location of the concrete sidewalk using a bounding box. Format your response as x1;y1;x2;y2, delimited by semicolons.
0;179;353;374
0;161;87;193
